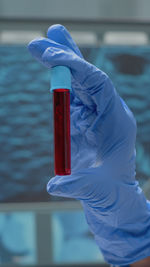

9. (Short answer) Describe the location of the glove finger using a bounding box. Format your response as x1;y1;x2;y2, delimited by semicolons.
28;38;115;116
47;25;84;106
28;37;69;63
28;37;106;92
47;168;97;200
28;38;93;107
47;25;96;108
47;24;83;58
42;46;115;113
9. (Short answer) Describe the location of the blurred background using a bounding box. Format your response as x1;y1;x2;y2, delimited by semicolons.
0;0;150;266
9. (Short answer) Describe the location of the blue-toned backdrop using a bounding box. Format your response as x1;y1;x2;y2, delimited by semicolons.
0;45;149;202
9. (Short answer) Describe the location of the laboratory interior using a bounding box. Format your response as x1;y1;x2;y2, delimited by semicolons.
0;0;150;266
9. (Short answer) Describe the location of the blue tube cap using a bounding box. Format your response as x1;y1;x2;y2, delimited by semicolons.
50;66;71;92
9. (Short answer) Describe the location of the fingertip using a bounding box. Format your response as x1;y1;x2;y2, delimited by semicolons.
27;37;49;59
47;24;83;59
47;181;55;194
27;38;39;54
28;37;43;47
47;182;52;194
47;176;58;194
47;24;66;39
47;175;69;196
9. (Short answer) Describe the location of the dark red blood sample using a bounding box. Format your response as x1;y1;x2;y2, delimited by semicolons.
53;89;71;175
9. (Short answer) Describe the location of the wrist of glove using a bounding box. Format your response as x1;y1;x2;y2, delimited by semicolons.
47;160;150;266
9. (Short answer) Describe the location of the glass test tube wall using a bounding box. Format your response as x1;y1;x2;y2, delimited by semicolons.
51;66;71;176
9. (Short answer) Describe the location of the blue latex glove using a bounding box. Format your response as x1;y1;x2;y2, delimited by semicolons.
28;24;150;266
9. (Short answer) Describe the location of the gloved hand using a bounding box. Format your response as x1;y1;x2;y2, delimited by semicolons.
28;24;150;266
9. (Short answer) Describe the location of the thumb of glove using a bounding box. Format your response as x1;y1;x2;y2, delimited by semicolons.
47;167;98;200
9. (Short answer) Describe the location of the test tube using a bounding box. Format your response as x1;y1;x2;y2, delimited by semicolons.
50;66;71;176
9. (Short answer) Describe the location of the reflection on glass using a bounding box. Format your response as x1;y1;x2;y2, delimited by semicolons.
51;210;104;263
0;212;37;265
